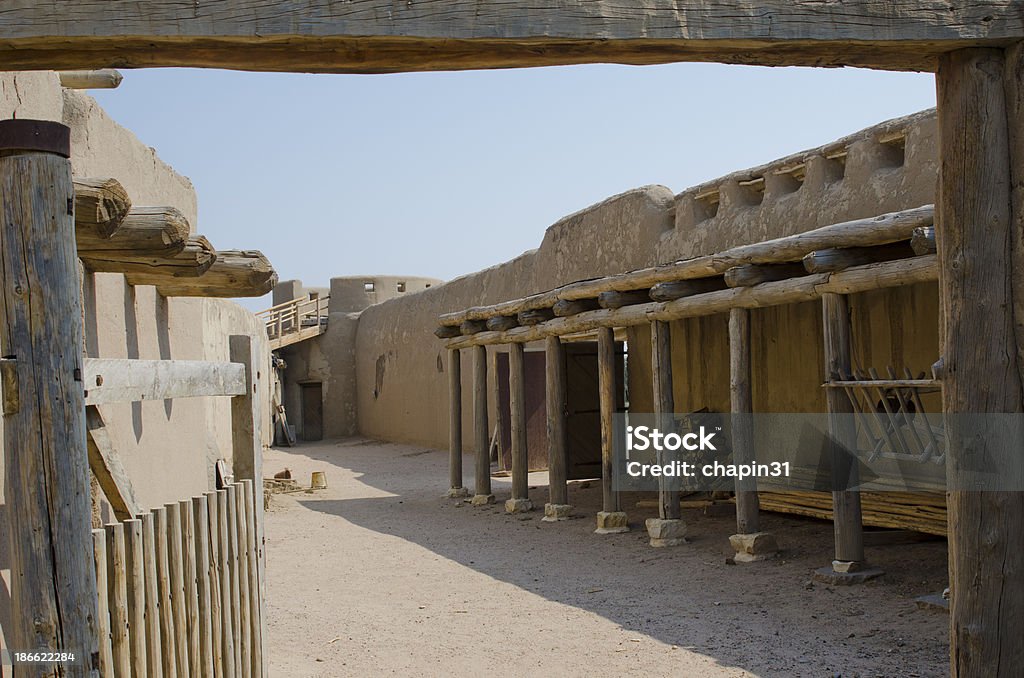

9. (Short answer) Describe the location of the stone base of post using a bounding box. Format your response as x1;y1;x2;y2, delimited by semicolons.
446;487;470;498
470;494;495;506
594;511;629;534
505;498;533;513
645;518;686;547
541;503;572;522
729;532;778;563
812;561;885;585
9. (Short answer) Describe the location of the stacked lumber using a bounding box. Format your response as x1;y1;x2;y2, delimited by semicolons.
756;490;947;536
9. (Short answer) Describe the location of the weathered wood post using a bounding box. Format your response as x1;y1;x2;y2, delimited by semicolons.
505;342;532;512
542;335;571;521
817;293;881;583
0;119;100;675
446;348;469;497
938;45;1024;677
595;327;628;534
645;320;686;546
727;308;777;562
470;344;494;505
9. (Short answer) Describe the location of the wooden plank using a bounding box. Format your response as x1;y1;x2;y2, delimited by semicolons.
58;69;123;88
191;495;216;678
226;485;246;677
205;491;225;678
166;503;190;677
651;320;680;521
472;344;491;498
93;528;115;677
90;235;218;278
448;348;464;493
141;512;164;678
180;500;201;678
106;522;131;678
74;176;130;239
729;308;759;534
142;249;277;298
153;506;178;678
0;3;1022;73
0;119;98;664
822;293;864;564
938;46;1023;677
84;358;246;404
439;205;934;326
123;518;148;677
233;485;253;678
597;326;618;513
545;336;569;506
217;490;237;678
509;342;528;502
86;405;139;520
444;255;938;349
241;480;264;678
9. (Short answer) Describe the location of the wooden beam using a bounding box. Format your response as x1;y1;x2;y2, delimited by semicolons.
651;320;680;521
553;298;601;317
77;205;190;258
545;335;569;508
485;315;519;332
74;176;131;239
438;205;934;326
911;226;937;256
88;234;217;278
434;325;461;339
598;289;652;309
725;262;808;287
58;69;123;89
445;255;938;349
802;241;916;273
519;308;555;325
460;319;487;336
84;358;246;404
729;308;759;534
471;344;492;501
0;119;98;662
137;250;277;298
0;3;1022;73
86;405;139;521
649;277;727;301
939;45;1024;677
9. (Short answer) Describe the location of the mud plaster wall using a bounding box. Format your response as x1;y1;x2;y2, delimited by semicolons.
353;109;941;456
0;73;271;659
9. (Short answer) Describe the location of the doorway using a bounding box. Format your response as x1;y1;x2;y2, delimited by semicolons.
300;382;323;441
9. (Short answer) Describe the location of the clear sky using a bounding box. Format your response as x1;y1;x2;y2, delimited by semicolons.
91;64;936;309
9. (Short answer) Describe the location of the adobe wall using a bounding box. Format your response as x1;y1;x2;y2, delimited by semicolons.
353;109;940;452
0;73;271;657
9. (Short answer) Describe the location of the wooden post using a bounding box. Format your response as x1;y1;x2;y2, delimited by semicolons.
166;502;190;677
938;45;1024;677
595;326;628;534
93;529;114;677
141;512;164;678
153;506;178;678
225;485;244;677
217;490;237;678
0;119;99;672
543;335;571;521
123;518;148;677
505;342;532;512
180;500;201;678
105;522;131;678
470;344;494;504
447;348;468;497
233;486;253;678
191;496;215;678
646;320;687;546
204;491;224;678
241;480;264;678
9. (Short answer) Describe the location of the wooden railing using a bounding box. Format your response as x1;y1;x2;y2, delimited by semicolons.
256;295;329;349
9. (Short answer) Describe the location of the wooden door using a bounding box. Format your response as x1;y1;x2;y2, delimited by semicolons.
301;382;323;441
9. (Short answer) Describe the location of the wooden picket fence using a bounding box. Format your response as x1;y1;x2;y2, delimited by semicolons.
92;479;264;678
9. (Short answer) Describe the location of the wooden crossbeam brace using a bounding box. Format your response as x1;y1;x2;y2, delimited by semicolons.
83;358;246;404
86;405;139;520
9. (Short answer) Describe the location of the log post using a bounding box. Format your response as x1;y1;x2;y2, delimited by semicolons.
727;308;777;562
595;326;628;534
505;343;533;513
542;335;571;521
470;344;494;505
0;119;100;673
447;348;469;497
938;45;1024;677
817;293;882;583
646;320;686;546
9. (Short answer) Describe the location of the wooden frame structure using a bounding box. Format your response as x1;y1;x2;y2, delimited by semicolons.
2;3;1024;674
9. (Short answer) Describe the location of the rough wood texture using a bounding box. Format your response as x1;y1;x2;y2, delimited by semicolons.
225;486;244;677
460;319;487;336
143;249;277;297
448;348;464;492
106;523;131;678
74;176;130;239
93;529;115;677
86;405;140;520
77;205;189;259
472;344;491;497
191;495;216;678
729;308;759;534
123;518;148;678
179;500;201;678
166;502;189;677
0;135;99;669
598;289;652;309
649;277;726;301
485;315;519;331
438;205;933;326
597;326;618;513
553;298;601;317
822;293;864;564
509;342;528;502
216;490;237;678
802;241;916;273
93;235;217;278
725;262;808;287
206;492;224;678
140;513;163;678
434;324;461;339
58;69;123;88
445;256;937;349
651;320;680;520
546;336;569;506
233;485;253;678
153;507;177;678
911;226;937;255
519;307;555;325
939;46;1024;678
84;357;246;404
0;3;1022;72
241;480;265;678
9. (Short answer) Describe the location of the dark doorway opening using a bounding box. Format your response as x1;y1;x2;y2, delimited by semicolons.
301;382;324;441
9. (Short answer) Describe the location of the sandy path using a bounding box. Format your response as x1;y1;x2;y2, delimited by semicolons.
263;439;948;677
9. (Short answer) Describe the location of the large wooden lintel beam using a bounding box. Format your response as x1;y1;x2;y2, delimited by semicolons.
83;358;246;404
139;250;277;298
86;405;139;521
78;205;190;258
74;177;131;239
0;3;1021;73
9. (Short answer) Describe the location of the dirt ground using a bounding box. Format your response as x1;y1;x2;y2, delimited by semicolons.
263;438;949;678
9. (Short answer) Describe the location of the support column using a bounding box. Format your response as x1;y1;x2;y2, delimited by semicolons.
645;320;686;546
505;343;532;513
595;327;628;534
0;120;99;673
470;344;494;505
728;308;777;562
815;293;882;584
939;46;1024;677
447;348;469;497
542;335;571;521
